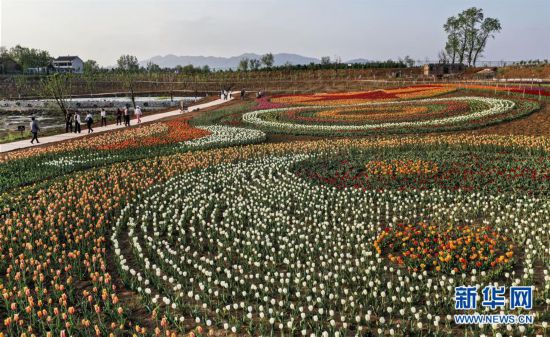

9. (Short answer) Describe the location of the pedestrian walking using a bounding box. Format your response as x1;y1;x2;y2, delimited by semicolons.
85;111;94;133
240;89;246;100
30;117;40;144
74;112;82;133
135;106;143;123
116;108;123;125
65;112;74;133
124;106;130;126
100;108;107;127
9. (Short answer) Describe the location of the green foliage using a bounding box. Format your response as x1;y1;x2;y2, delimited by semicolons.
175;64;211;75
238;58;250;71
261;53;274;68
117;54;139;71
146;61;162;72
444;7;501;66
249;59;261;71
83;59;100;74
37;73;73;118
5;44;51;70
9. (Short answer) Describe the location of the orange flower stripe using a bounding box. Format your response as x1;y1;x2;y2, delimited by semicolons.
0;117;210;162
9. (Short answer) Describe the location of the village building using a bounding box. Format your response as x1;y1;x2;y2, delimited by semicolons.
0;56;22;74
423;63;465;77
52;56;84;73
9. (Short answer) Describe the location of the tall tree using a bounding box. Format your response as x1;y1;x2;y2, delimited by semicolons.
38;73;73;123
444;34;460;64
238;58;250;71
443;8;501;66
146;61;161;72
249;59;261;71
261;53;274;68
320;56;331;65
117;54;139;71
13;75;28;99
472;18;502;66
118;71;137;109
83;59;100;74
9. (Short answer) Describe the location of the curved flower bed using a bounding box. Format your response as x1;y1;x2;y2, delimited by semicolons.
107;136;547;337
0;117;208;163
0;123;259;192
270;85;456;106
181;126;266;148
243;97;539;135
1;135;549;336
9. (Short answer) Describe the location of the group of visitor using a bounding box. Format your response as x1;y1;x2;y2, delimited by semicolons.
220;90;232;101
63;106;143;134
64;111;94;134
26;106;145;145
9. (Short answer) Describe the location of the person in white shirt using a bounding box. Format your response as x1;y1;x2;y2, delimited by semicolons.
135;106;143;123
124;107;130;126
100;108;107;127
74;112;82;133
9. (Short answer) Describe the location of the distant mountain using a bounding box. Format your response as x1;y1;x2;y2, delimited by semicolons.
140;53;322;69
346;58;375;64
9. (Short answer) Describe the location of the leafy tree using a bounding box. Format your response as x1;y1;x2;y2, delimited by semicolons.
13;75;28;99
118;71;137;109
83;59;100;74
261;53;275;68
38;73;73;123
320;56;331;65
249;59;261;71
238;58;249;71
8;45;51;70
472;18;502;66
444;33;460;64
443;8;501;66
117;54;139;71
146;61;161;72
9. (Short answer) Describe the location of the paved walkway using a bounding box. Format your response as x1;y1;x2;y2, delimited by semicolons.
0;94;236;153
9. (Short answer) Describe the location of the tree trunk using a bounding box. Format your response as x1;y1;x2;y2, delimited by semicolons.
130;87;136;109
467;33;476;66
472;36;489;67
459;35;468;64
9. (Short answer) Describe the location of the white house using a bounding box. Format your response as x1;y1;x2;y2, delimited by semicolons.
53;56;84;73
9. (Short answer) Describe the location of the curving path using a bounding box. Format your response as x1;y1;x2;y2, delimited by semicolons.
0;94;236;153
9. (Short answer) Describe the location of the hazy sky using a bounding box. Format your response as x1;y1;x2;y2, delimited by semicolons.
1;0;549;66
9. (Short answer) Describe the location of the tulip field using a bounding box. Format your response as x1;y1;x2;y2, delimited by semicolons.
1;84;549;337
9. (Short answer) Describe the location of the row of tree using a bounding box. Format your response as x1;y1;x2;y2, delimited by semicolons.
0;45;52;70
237;54;414;71
442;7;501;66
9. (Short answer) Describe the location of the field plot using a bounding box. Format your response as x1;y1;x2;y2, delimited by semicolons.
1;85;549;337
